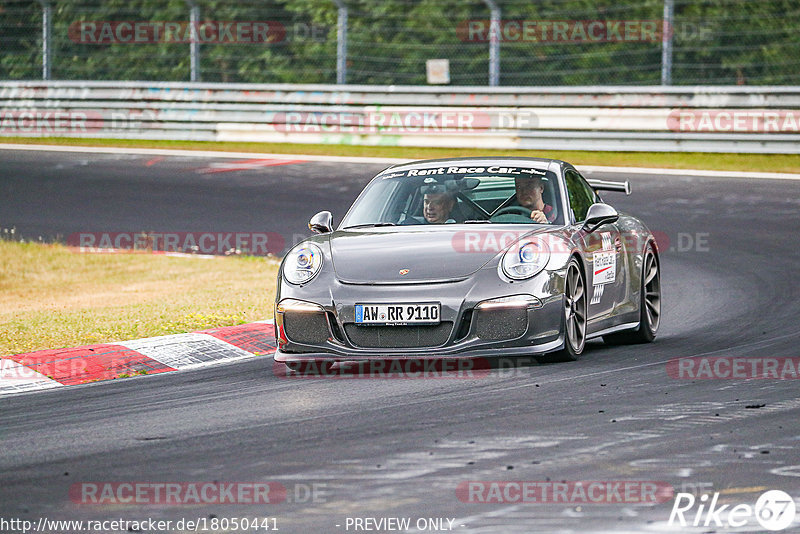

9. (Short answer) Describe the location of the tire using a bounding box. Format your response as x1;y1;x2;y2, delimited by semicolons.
537;258;587;363
603;243;660;345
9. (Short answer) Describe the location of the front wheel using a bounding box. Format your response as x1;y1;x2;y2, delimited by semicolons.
604;244;660;345
538;258;586;363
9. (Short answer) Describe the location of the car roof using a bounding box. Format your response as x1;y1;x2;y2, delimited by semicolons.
379;157;571;175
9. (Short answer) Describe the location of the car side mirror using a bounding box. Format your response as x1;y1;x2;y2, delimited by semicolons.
582;203;618;233
309;211;333;234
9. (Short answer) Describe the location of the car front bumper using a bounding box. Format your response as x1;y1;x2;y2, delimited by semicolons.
274;266;566;362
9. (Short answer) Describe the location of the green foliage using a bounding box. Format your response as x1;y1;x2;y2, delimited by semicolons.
1;0;799;84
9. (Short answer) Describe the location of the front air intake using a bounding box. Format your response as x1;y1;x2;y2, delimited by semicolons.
284;310;331;345
344;322;454;348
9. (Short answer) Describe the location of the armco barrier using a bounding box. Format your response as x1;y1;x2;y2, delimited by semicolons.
1;82;800;153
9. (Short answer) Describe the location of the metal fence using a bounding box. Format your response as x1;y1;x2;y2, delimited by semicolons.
2;0;800;86
3;81;800;153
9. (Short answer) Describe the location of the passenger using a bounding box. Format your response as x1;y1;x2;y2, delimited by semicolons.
422;189;456;224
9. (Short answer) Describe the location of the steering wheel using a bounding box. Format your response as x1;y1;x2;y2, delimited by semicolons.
493;206;532;218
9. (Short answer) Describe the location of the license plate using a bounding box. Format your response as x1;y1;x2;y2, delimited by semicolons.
354;303;440;325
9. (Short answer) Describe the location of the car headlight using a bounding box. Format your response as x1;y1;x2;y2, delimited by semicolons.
500;239;550;280
283;243;323;284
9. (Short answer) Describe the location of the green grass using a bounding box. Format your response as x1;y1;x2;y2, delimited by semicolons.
0;241;279;356
3;136;800;173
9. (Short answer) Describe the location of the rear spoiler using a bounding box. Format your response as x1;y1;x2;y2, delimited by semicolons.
588;179;631;195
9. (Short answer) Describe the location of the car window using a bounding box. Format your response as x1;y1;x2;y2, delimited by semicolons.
339;165;564;227
564;169;597;223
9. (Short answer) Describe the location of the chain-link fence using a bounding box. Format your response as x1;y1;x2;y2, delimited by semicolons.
2;0;799;85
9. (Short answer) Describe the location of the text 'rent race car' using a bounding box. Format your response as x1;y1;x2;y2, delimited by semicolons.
274;157;660;369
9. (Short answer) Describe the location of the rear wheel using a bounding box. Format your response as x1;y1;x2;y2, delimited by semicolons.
537;258;586;363
604;244;660;344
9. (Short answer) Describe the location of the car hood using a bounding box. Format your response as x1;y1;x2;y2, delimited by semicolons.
328;227;539;284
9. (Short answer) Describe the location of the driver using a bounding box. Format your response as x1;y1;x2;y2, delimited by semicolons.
515;176;556;223
423;190;456;224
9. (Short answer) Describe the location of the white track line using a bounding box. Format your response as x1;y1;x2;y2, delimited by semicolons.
0;143;407;165
578;164;800;180
1;143;799;180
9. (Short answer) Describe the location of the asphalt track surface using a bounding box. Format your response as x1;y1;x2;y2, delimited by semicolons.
2;149;800;533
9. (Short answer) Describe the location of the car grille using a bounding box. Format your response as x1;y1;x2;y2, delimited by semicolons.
284;310;331;345
344;322;454;349
474;307;528;341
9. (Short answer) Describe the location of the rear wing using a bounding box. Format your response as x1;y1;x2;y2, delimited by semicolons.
588;179;631;195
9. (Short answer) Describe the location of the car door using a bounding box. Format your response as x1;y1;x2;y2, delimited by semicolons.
564;169;625;323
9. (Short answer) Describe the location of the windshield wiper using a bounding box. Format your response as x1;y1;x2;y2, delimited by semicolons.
463;219;492;224
342;222;397;229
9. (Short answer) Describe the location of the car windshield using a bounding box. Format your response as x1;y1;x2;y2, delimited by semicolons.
340;165;564;228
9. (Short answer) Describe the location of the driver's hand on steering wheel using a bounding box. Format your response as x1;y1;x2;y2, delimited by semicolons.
530;210;549;224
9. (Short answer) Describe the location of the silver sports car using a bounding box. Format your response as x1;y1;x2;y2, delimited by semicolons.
274;157;660;368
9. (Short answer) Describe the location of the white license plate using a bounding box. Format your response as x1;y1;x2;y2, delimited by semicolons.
355;303;440;325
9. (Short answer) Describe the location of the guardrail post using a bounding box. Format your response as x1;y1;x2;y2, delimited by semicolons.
334;0;348;84
187;0;201;82
483;0;500;86
661;0;673;85
37;0;52;80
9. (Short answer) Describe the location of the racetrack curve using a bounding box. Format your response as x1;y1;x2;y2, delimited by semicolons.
2;148;800;533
